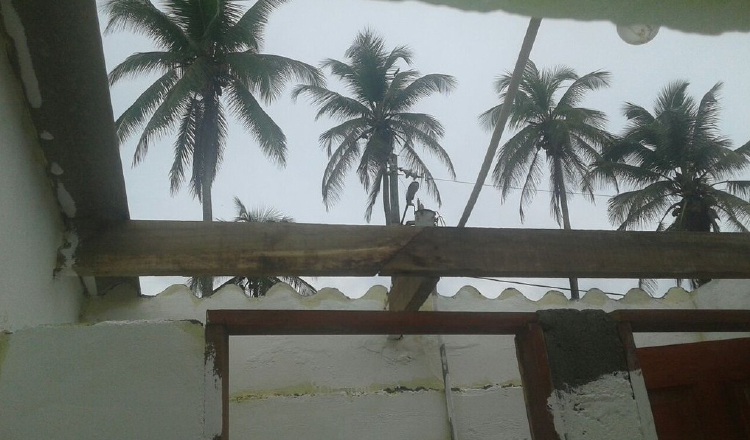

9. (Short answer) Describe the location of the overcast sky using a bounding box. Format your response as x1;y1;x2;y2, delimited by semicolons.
100;0;750;299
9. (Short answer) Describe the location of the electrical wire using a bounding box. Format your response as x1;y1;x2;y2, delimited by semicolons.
471;276;627;297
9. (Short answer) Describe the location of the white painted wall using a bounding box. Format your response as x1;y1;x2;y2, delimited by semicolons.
81;280;750;440
0;320;205;440
0;43;84;332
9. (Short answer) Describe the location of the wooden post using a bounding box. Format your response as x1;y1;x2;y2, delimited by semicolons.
205;323;229;440
515;322;558;439
518;310;658;440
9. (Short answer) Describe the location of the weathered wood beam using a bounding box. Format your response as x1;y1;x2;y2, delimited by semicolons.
611;309;750;333
75;220;750;279
206;310;538;335
388;276;440;311
75;220;419;277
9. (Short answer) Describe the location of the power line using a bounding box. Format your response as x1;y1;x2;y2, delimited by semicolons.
429;176;616;199
471;277;626;297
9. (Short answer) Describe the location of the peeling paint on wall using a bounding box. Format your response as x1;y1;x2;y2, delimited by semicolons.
0;0;41;108
55;228;78;275
55;182;76;218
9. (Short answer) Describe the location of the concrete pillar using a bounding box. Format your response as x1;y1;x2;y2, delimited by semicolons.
516;309;657;440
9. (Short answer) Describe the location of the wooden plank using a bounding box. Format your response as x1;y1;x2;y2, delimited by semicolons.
515;322;558;440
75;220;750;278
388;276;440;311
75;220;419;277
611;309;750;333
205;324;229;440
206;310;538;335
617;322;659;438
381;226;750;278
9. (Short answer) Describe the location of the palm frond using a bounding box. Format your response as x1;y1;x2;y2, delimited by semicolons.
224;0;287;51
607;181;676;230
292;85;370;121
132;66;205;165
399;142;442;206
108;51;181;85
227;80;287;165
114;70;179;143
318;118;369;156
190;97;227;200
492;125;542;201
557;70;611;109
104;0;190;51
321;137;363;210
233;197;294;222
364;170;385;222
169;97;199;194
386;73;456;112
229;52;322;104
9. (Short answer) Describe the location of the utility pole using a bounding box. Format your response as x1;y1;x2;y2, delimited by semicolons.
389;154;401;225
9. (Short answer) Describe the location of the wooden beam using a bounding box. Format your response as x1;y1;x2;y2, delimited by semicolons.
75;220;419;277
611;309;750;333
388;276;439;311
75;220;750;279
515;322;558;440
205;310;538;335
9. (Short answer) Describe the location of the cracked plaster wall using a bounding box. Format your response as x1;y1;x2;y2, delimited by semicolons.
0;38;83;332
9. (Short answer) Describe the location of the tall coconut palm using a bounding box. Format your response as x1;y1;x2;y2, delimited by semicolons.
104;0;322;222
479;61;613;299
292;29;456;224
594;81;750;233
188;197;317;297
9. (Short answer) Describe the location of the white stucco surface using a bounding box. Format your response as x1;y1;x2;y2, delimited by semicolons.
0;44;83;332
0;320;205;440
80;280;750;439
548;371;656;440
232;386;530;440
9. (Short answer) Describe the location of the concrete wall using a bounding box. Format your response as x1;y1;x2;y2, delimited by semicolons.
0;320;206;440
0;41;84;332
82;280;750;440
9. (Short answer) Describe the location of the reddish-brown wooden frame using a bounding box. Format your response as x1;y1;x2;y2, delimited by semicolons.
205;309;750;440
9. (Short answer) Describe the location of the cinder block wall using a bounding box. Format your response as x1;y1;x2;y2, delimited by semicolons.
81;280;750;440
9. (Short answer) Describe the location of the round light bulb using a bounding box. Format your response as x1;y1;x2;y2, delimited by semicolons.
616;24;660;45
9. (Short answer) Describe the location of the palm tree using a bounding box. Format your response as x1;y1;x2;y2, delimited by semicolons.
594;81;750;237
479;61;613;299
188;197;317;297
104;0;322;222
292;29;456;224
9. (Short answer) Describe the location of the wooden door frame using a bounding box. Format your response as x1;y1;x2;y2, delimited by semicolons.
205;309;750;440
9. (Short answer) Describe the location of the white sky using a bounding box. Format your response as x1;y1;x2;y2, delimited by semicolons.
100;0;750;299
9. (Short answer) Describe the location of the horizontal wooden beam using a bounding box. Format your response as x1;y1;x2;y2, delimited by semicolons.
206;309;750;336
74;220;750;278
611;309;750;333
206;310;538;335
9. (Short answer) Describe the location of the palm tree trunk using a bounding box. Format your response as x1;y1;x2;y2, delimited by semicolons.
556;166;581;300
198;170;214;297
382;173;392;225
457;17;542;227
202;178;213;222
